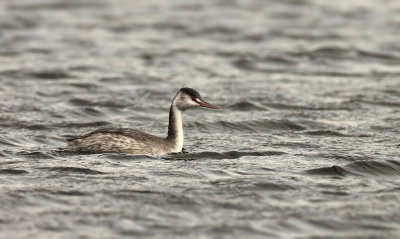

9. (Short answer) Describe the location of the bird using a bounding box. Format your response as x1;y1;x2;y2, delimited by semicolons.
67;87;220;156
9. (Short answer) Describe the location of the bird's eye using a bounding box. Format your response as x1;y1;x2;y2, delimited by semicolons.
192;97;197;102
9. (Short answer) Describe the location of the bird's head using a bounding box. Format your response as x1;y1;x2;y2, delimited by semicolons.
173;87;220;111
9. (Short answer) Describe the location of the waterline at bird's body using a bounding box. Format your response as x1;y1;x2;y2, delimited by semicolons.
67;88;219;156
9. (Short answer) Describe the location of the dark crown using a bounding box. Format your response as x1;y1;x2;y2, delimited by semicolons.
180;87;201;99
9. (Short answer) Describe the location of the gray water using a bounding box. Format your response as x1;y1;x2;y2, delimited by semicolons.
1;0;400;238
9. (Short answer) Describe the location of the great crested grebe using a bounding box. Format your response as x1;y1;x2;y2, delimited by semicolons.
68;88;219;156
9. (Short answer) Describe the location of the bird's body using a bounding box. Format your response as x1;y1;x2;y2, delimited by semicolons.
68;128;174;155
68;88;219;156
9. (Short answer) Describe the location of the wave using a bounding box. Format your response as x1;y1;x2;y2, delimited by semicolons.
0;68;76;81
16;151;56;159
9;1;103;11
164;150;286;160
345;160;400;176
226;101;269;111
304;130;372;137
67;98;131;108
232;56;365;76
303;130;348;137
264;102;355;111
353;99;400;108
305;166;352;176
57;121;111;129
188;119;305;133
40;166;105;175
0;169;29;175
0;136;20;147
306;160;400;177
211;178;294;192
98;153;157;161
68;65;100;72
249;181;295;191
290;46;400;61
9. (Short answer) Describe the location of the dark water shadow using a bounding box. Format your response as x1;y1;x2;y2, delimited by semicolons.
38;166;105;175
305;159;400;177
189;119;305;133
226;101;269;111
345;160;400;176
0;169;29;175
98;153;158;161
305;165;356;177
1;69;75;80
164;150;286;161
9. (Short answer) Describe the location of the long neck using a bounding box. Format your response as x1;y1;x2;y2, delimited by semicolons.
166;105;183;152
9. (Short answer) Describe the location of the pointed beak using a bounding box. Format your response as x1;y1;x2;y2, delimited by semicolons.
198;99;220;109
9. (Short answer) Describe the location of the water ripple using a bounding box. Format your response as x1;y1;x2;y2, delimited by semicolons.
189;119;305;133
307;160;400;177
226;101;269;111
39;166;106;175
165;150;286;160
0;169;29;175
1;0;400;238
305;166;352;176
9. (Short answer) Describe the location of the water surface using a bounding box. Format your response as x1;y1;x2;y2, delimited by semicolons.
1;0;400;238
